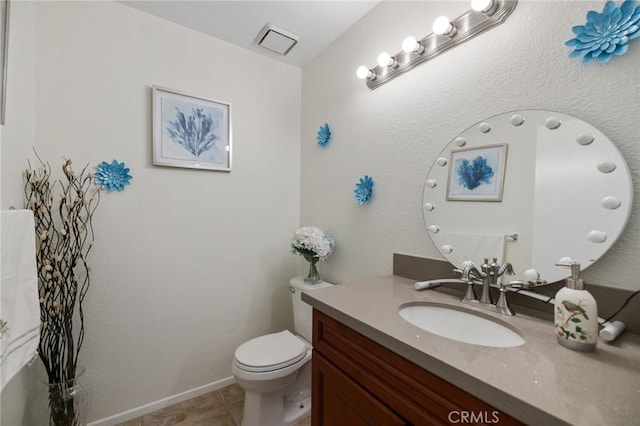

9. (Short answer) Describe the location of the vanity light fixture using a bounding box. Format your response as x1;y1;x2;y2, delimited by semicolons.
432;16;456;36
376;52;398;68
357;0;518;89
356;66;376;80
471;0;498;15
402;36;425;54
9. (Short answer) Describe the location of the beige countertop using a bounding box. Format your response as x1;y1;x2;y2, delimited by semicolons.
302;275;640;426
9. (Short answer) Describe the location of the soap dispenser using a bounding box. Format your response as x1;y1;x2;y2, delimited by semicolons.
554;261;598;352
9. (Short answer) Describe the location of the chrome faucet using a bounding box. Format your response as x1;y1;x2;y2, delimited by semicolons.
480;258;494;305
495;281;525;316
458;258;518;316
458;263;483;303
461;263;483;282
419;257;547;317
497;261;515;277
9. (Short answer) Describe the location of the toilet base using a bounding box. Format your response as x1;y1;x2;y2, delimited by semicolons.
240;362;312;426
283;396;311;425
241;393;311;426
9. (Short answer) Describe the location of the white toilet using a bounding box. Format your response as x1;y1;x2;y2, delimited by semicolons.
231;277;333;426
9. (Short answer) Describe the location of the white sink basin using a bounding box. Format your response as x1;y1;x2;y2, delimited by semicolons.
398;303;525;348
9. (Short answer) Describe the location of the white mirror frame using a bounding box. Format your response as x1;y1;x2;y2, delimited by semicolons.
423;110;633;284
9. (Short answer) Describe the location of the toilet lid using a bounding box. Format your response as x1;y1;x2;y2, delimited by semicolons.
234;330;307;373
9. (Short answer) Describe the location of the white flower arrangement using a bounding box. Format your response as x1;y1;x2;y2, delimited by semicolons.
291;226;335;260
290;226;335;283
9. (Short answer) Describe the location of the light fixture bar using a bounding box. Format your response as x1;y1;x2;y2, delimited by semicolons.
363;0;518;90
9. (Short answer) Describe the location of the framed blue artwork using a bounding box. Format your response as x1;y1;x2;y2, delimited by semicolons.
152;86;232;171
446;144;508;201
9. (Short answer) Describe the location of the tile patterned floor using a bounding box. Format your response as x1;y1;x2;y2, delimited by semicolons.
116;383;310;426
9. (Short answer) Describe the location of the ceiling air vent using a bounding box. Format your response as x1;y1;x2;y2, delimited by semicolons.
255;24;298;56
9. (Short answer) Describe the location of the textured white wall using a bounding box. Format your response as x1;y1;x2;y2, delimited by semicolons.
301;0;639;290
1;0;36;208
1;1;38;425
2;1;301;422
2;0;639;423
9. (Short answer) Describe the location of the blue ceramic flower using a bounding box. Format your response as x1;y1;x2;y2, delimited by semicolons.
354;175;374;204
317;123;331;147
95;160;132;191
565;0;640;63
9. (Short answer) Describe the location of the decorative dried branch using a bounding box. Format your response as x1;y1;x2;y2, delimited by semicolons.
24;153;100;385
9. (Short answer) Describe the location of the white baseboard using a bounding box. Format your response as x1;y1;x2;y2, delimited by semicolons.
88;376;236;426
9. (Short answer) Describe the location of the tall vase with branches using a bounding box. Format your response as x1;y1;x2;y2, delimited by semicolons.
24;156;100;425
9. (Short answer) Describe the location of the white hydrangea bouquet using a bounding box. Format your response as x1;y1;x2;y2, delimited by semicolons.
290;226;335;283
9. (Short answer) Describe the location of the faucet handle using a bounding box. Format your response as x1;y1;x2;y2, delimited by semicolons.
495;286;515;316
463;267;484;282
491;257;500;269
497;262;515;277
481;258;490;273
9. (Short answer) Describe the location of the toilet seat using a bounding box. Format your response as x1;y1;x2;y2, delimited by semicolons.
234;330;307;373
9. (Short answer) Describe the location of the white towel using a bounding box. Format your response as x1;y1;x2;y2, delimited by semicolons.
437;232;506;270
1;210;40;392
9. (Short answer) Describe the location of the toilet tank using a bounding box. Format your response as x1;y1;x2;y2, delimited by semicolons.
290;277;333;342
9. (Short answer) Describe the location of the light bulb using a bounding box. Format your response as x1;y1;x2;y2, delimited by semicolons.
377;52;393;67
433;16;454;35
402;36;419;53
356;66;371;80
471;0;495;13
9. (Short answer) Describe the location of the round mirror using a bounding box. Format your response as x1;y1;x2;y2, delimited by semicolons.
423;110;633;284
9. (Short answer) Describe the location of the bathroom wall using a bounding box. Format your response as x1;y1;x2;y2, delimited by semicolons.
0;1;38;424
2;0;638;422
1;1;301;423
301;1;639;290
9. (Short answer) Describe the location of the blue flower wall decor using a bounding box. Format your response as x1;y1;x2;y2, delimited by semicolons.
317;123;332;147
566;0;640;63
354;175;374;204
95;160;132;191
167;107;219;157
456;157;494;190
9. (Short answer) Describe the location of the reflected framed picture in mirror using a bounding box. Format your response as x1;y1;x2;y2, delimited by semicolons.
446;144;507;201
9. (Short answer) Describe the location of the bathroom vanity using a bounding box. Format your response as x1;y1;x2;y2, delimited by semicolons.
304;109;638;424
312;309;520;425
303;276;640;425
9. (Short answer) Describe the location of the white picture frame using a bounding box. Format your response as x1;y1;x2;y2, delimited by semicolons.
152;86;232;171
446;144;508;201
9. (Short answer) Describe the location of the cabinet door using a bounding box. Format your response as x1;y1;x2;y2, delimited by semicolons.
313;309;522;425
312;351;407;426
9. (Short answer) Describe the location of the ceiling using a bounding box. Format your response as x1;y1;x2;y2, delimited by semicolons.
121;1;381;68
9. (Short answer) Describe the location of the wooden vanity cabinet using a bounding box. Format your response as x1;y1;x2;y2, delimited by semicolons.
311;309;522;425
